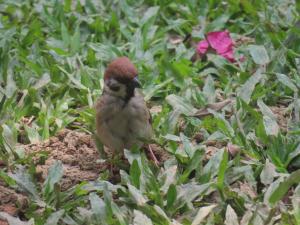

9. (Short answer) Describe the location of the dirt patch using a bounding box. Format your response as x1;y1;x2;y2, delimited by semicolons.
0;185;28;225
0;129;171;223
0;186;27;208
24;129;108;190
270;106;290;132
147;144;171;165
23;130;170;189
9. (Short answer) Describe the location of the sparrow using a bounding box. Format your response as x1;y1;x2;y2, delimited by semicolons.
95;57;158;165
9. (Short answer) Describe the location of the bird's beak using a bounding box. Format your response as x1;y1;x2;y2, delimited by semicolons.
132;77;141;88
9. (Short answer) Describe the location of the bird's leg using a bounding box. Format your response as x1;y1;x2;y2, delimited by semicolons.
147;144;159;166
100;145;115;173
109;153;115;174
110;151;121;174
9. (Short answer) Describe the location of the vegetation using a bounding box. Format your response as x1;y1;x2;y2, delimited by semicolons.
0;0;300;224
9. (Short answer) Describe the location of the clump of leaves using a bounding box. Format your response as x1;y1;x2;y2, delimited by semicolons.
0;0;300;224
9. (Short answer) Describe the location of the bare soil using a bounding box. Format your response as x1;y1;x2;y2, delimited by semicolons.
0;129;170;223
270;105;290;132
0;185;28;225
24;129;108;190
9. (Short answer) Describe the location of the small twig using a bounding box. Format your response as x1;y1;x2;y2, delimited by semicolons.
148;144;159;167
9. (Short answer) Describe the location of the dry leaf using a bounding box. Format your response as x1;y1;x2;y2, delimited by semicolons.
150;105;162;114
169;35;184;45
239;181;257;199
260;159;276;185
205;140;227;148
226;143;241;157
205;146;219;160
191;204;217;225
224;205;239;225
194;99;232;118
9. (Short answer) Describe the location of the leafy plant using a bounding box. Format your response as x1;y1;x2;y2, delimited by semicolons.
0;0;300;224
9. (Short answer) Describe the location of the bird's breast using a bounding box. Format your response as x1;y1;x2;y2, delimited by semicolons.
96;94;152;151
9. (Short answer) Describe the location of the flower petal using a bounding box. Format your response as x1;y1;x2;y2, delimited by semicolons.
206;31;233;53
196;40;209;55
206;30;235;62
219;51;235;62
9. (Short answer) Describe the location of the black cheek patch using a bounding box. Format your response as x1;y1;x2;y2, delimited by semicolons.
110;85;120;92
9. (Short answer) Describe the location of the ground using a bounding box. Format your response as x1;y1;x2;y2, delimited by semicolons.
0;129;169;224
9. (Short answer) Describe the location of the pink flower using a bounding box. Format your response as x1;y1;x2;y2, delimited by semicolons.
197;40;209;55
196;30;236;62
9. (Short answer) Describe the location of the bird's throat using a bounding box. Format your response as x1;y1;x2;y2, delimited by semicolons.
125;86;135;103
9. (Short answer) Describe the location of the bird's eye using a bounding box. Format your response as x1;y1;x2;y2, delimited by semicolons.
110;84;120;91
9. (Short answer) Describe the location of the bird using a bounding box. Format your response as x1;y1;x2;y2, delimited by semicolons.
95;57;158;167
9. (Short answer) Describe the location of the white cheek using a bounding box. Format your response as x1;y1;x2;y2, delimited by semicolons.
116;85;127;97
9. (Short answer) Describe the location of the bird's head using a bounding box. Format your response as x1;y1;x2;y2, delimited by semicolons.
103;57;141;101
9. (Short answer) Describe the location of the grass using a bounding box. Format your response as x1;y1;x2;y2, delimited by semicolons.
0;0;300;224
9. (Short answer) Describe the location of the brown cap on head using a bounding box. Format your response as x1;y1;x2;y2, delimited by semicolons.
104;57;138;81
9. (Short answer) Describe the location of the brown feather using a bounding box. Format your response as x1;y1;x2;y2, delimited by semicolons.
95;90;152;152
104;57;138;81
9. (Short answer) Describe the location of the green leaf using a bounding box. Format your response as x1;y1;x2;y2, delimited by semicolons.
203;148;225;178
5;69;17;98
166;94;197;116
206;14;230;31
33;73;51;89
2;124;16;154
179;132;194;158
128;183;147;206
177;183;210;208
130;159;141;188
248;45;270;65
260;159;276;185
44;209;65;225
276;73;298;92
141;6;160;26
70;25;80;54
9;166;40;201
167;109;182;133
257;99;279;136
163;134;181;142
209;110;234;137
160;165;177;193
111;201;127;225
238;68;263;104
153;205;171;224
224;205;239;225
203;75;216;104
288;143;300;163
269;169;300;205
292;185;300;224
89;192;106;224
180;150;202;183
217;149;228;189
166;184;177;209
144;78;173;101
133;210;153;225
61;23;70;47
0;212;34;225
24;125;41;144
43;160;63;197
0;170;16;186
